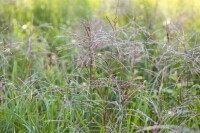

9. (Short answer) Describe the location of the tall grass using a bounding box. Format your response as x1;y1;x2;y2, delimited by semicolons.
0;0;200;133
0;18;199;132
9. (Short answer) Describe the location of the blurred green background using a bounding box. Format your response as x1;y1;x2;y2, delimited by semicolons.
1;0;200;39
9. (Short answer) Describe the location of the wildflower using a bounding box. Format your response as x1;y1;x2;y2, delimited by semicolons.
97;53;102;56
22;24;27;30
163;18;171;26
82;82;87;86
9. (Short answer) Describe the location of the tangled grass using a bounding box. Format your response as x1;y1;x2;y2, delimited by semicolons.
0;19;199;133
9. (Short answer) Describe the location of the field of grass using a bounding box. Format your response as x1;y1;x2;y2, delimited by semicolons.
0;0;200;132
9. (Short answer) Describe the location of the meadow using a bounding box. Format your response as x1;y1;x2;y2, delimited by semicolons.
0;0;199;132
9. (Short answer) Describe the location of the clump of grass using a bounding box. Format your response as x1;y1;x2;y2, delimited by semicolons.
0;17;199;133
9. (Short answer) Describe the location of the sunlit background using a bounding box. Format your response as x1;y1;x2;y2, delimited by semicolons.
1;0;200;31
1;0;200;51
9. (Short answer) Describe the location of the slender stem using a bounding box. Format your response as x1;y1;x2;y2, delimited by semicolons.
82;21;93;99
89;48;93;98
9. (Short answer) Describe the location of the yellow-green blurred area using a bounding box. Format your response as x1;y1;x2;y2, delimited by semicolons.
0;0;200;43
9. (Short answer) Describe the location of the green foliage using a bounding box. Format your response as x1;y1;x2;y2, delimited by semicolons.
0;0;200;132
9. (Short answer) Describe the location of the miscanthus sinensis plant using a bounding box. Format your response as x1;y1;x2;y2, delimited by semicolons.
67;19;200;132
0;19;199;133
